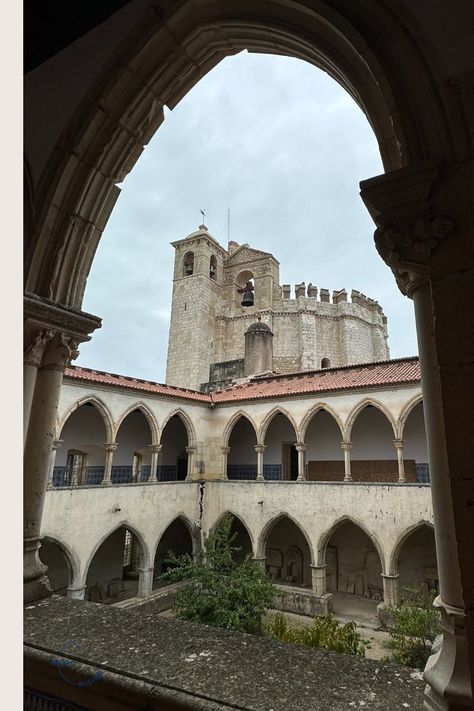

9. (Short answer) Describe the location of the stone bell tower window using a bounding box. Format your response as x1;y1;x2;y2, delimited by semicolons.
183;251;194;276
236;270;255;308
209;255;217;280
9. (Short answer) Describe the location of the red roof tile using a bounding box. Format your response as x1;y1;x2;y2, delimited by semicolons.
64;366;210;402
211;357;421;403
65;357;420;405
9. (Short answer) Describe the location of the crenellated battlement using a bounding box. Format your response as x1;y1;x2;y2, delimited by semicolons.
279;283;386;318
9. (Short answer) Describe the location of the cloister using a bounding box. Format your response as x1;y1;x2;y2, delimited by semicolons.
38;360;435;619
24;1;474;708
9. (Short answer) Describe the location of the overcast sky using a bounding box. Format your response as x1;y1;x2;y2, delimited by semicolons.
79;52;418;382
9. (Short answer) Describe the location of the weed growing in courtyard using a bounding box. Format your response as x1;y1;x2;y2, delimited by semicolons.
159;514;277;634
384;586;441;669
265;612;367;656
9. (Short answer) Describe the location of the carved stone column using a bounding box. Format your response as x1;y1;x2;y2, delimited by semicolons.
23;293;101;602
393;439;406;483
381;573;400;608
310;563;327;596
361;161;472;710
341;441;352;481
220;446;231;480
48;439;63;486
255;444;266;481
295;443;306;481
24;327;53;448
138;566;154;598
252;556;266;569
102;442;118;485
185;445;197;480
148;444;162;483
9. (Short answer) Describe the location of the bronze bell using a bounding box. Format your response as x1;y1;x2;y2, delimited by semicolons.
241;290;255;307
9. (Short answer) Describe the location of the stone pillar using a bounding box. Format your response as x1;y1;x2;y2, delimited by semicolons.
255;444;266;481
24;328;53;448
361;161;473;710
102;442;118;485
295;443;306;481
148;444;162;483
310;563;327;596
186;445;197;480
48;439;63;486
67;585;86;600
138;566;154;598
341;441;352;481
221;446;231;480
24;334;78;602
252;556;266;569
381;573;400;608
393;439;406;483
23;295;101;602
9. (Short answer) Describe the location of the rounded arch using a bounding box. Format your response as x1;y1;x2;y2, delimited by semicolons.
345;398;397;441
257;512;314;564
159;408;196;446
57;396;114;442
40;534;81;588
152;513;200;561
259;407;299;444
114;402;159;443
398;394;424;440
317;515;386;573
223;411;258;447
83;521;149;580
26;0;443;307
388;520;435;576
299;403;344;442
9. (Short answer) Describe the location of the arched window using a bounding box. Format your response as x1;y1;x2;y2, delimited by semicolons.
321;357;331;368
236;270;255;308
209;254;217;280
183;251;194;276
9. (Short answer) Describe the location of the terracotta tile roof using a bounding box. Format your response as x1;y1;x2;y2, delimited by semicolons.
64;366;210;402
211;357;421;403
65;357;420;405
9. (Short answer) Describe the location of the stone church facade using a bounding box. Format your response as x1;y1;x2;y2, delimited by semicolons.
166;226;389;391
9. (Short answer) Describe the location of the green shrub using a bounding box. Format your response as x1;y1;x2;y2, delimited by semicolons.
159;514;277;634
385;586;441;669
266;612;366;656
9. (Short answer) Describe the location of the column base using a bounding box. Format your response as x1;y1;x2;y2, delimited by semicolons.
24;576;53;603
67;585;87;600
377;602;396;628
423;597;473;711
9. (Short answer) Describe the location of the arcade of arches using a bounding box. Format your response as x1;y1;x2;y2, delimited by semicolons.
24;1;474;709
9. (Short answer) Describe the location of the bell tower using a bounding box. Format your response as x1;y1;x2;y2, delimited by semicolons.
165;225;227;390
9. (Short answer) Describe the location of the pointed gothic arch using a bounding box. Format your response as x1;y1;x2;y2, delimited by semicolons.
317;515;385;572
300;403;344;442
39;535;81;592
345;398;397;441
159;408;196;447
114;401;159;444
57;395;114;442
223;411;258;448
388;520;435;575
83;521;149;580
259;407;299;445
257;512;314;563
398;394;424;440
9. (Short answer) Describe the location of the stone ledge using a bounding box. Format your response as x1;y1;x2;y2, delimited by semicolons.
24;597;425;710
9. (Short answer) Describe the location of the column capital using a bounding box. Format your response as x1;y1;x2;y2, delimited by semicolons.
254;444;267;454
310;563;327;571
393;438;404;449
221;446;231;454
103;442;118;452
24;292;101;369
52;439;63;450
340;441;352;450
185;445;197;454
24;327;55;368
148;444;162;454
360;161;455;297
295;442;306;452
381;573;400;580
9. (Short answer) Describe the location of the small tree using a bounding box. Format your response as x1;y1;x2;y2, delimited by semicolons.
159;514;277;634
385;585;441;669
266;612;366;656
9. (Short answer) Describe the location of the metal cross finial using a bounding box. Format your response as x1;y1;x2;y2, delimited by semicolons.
200;209;206;220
